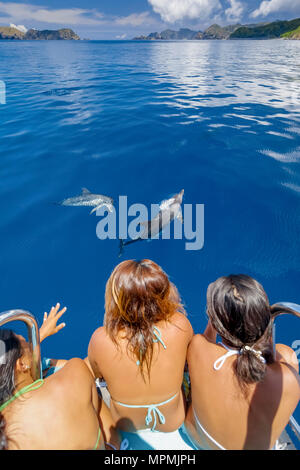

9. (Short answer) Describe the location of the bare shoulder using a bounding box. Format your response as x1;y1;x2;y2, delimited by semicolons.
189;333;209;349
187;334;211;361
280;362;300;405
45;358;95;403
56;358;94;385
88;327;112;379
271;345;300;403
276;344;299;373
168;312;194;340
88;327;109;353
90;326;107;341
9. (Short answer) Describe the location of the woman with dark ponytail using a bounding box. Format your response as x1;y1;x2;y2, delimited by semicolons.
184;275;300;450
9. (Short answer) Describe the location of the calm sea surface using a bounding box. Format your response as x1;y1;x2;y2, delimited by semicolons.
0;39;299;427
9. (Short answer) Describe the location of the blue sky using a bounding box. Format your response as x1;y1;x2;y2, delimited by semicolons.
1;0;300;39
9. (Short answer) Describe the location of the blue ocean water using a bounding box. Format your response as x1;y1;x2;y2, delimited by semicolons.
0;40;299;428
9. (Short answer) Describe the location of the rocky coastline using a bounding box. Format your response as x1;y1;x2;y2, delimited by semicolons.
134;18;300;41
0;27;80;40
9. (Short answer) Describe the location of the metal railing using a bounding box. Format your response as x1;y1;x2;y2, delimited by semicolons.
274;302;300;447
0;309;42;381
289;416;300;443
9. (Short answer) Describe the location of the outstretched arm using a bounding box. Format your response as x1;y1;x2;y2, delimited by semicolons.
39;303;68;377
39;303;66;343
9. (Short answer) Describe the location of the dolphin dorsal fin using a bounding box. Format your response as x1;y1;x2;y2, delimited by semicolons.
82;187;91;195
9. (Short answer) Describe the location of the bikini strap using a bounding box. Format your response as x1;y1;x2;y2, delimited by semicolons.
192;407;226;450
0;379;44;412
114;392;178;432
105;439;130;450
152;327;167;349
213;341;266;370
136;327;166;365
213;342;240;371
93;427;101;450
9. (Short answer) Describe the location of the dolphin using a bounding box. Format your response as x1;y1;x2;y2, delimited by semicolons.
119;189;184;257
58;188;114;215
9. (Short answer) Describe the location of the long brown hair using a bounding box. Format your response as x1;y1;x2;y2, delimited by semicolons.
104;259;185;380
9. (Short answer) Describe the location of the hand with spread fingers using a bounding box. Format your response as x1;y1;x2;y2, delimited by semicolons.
39;303;67;342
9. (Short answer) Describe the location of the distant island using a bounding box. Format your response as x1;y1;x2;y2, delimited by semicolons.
0;27;80;40
134;24;240;41
134;17;300;41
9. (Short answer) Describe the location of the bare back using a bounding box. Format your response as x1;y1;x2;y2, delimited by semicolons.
3;359;105;450
186;334;300;450
88;313;193;432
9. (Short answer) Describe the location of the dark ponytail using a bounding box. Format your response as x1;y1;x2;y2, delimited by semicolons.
207;275;275;389
0;329;22;450
236;302;300;385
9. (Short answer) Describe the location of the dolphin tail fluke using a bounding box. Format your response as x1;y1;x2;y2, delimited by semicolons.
52;201;63;207
90;206;97;215
119;239;125;258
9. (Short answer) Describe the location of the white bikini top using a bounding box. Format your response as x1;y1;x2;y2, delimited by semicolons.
213;341;266;371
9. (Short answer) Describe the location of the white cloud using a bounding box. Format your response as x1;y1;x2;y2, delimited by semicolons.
115;12;152;27
116;33;127;39
225;0;244;22
10;23;27;33
148;0;221;23
251;0;300;18
0;2;104;25
0;3;157;30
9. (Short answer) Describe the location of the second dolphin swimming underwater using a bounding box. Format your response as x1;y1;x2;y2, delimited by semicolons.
58;188;114;215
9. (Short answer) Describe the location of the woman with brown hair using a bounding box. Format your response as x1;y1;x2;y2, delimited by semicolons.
184;274;300;450
88;259;193;434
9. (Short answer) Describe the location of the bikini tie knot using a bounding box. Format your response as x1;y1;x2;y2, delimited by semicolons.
145;405;166;432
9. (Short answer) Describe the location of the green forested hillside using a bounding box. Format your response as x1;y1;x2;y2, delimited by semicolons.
230;18;300;39
281;25;300;39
